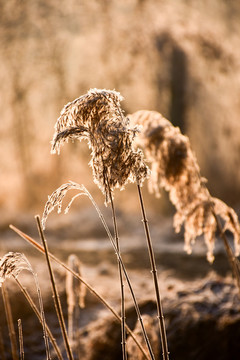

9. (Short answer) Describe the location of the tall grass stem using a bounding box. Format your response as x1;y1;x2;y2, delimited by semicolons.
211;210;240;297
10;224;151;360
17;319;24;360
137;184;169;360
1;283;19;360
14;277;63;360
0;327;6;360
35;215;74;360
108;185;127;360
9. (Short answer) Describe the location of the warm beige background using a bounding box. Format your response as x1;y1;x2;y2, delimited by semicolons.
1;0;240;215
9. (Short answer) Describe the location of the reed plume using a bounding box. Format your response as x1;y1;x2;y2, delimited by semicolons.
0;252;51;359
0;252;33;286
129;110;240;263
42;182;155;359
42;181;88;229
49;89;152;359
51;88;149;203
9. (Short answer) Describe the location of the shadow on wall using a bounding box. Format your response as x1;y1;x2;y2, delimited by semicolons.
155;32;188;134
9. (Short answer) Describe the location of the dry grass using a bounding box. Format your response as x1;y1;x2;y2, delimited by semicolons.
0;83;239;360
51;88;149;204
1;0;240;212
129;110;240;264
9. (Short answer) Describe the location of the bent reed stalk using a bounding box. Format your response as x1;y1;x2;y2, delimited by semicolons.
0;252;51;359
45;88;159;359
14;277;63;360
107;181;127;360
129;110;240;293
35;216;74;360
10;224;151;360
137;184;169;360
1;283;18;360
41;183;155;360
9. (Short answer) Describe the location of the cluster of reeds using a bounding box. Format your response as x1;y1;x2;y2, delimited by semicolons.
1;88;239;360
44;89;168;360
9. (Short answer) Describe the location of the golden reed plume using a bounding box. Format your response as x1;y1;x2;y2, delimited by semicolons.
129;110;240;263
51;89;149;204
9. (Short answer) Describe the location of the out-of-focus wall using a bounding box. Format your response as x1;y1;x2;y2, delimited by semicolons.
1;0;240;215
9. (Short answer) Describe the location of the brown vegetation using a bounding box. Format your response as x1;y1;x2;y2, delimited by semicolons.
1;0;240;212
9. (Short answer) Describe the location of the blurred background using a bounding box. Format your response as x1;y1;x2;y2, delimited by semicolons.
1;2;240;358
1;0;240;216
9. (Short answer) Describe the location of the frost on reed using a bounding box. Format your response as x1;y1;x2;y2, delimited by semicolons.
51;89;149;204
129;110;240;263
0;252;33;286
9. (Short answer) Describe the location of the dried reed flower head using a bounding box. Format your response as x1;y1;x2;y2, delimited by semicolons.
66;254;86;311
129;110;240;263
0;252;33;286
128;110;205;205
51;89;149;203
42;181;89;229
174;197;240;263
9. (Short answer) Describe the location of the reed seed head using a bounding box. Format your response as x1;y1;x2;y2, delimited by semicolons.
51;89;149;203
42;181;88;229
129;110;240;262
129;110;204;204
0;252;33;286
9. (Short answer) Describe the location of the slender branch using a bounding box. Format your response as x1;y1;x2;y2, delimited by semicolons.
10;224;150;360
108;186;127;360
83;189;155;360
0;327;6;360
35;215;74;360
14;277;63;360
33;272;51;359
211;210;240;297
17;319;24;360
137;184;169;360
1;283;19;360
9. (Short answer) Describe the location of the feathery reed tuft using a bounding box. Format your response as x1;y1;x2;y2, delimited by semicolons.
0;252;33;286
129;110;240;263
51;89;149;203
42;181;91;229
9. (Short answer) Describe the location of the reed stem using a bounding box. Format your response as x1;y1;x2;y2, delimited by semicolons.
10;224;151;360
211;210;240;297
1;283;19;360
35;215;74;360
85;189;155;359
137;184;169;360
14;277;63;360
17;319;24;360
0;327;6;360
108;186;127;360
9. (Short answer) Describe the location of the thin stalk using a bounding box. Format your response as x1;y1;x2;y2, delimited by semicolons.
84;189;155;359
212;210;240;297
1;283;19;360
35;216;74;360
137;184;169;360
0;327;6;360
108;187;127;360
17;319;24;360
14;277;63;360
33;272;51;359
10;224;151;360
